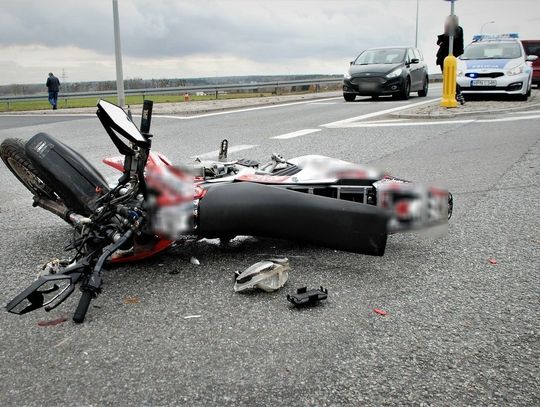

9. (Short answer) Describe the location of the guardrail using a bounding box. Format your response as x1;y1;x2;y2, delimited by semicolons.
0;78;343;109
0;74;443;110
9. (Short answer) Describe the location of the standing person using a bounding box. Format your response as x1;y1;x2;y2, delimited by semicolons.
46;72;60;110
436;15;464;72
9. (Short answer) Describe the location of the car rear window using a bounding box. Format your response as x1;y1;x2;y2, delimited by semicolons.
522;41;540;56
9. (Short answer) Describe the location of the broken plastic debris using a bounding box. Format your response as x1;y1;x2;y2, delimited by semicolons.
488;258;497;265
37;258;70;278
37;316;68;327
234;258;289;292
287;286;328;307
184;315;202;319
373;308;388;316
190;256;200;265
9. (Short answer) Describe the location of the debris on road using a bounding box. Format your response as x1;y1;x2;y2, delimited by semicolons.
37;316;68;327
373;308;388;316
184;315;202;319
190;256;200;265
123;296;140;304
287;286;328;307
488;258;498;265
234;258;290;292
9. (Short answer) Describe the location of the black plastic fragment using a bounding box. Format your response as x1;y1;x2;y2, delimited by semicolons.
287;286;328;307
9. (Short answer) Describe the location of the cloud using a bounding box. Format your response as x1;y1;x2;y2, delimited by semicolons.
0;0;538;84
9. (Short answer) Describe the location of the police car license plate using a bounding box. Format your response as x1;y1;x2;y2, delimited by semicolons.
471;80;496;86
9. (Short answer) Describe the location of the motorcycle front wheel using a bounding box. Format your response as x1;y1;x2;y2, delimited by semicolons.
0;138;58;201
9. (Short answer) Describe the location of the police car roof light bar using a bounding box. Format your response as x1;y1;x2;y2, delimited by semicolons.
472;33;519;42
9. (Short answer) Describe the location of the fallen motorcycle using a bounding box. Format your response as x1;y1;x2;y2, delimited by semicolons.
1;100;452;322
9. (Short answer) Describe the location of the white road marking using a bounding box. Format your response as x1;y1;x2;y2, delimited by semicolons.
0;113;95;118
272;128;322;139
321;98;440;127
154;96;343;120
511;110;540;114
476;114;540;123
190;144;257;159
321;114;540;128
1;97;343;120
333;119;474;128
360;118;408;124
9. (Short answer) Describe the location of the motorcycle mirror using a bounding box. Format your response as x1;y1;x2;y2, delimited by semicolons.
96;100;150;156
6;274;78;315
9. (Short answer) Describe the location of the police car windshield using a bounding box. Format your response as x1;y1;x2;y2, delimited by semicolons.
461;42;522;60
354;48;406;65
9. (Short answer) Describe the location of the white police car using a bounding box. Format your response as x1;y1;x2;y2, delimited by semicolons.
457;33;538;100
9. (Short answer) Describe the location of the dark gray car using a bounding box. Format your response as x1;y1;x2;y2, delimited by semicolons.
343;47;429;101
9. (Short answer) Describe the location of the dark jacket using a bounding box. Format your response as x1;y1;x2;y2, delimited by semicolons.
436;26;464;66
46;75;60;92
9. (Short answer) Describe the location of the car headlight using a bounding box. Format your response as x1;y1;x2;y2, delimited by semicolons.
344;72;352;80
506;64;525;76
386;68;402;78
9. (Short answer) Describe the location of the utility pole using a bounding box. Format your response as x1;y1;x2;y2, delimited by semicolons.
480;21;495;34
112;0;125;107
415;0;419;48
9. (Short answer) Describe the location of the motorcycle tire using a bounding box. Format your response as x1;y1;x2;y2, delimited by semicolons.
0;138;58;201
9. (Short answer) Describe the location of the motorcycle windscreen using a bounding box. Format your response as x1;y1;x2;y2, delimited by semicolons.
198;182;388;256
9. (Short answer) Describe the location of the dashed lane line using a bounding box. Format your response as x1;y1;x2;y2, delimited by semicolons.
321;98;441;127
272;129;322;139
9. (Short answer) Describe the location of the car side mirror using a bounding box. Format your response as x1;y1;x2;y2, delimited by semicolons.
526;55;538;62
410;58;420;64
350;61;354;66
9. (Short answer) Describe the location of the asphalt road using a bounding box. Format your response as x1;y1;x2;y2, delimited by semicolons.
0;88;538;406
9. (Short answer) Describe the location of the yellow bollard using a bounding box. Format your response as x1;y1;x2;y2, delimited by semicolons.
440;54;458;108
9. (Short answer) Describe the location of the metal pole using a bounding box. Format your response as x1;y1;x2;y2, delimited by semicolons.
415;0;419;48
480;21;494;34
112;0;125;107
448;0;455;56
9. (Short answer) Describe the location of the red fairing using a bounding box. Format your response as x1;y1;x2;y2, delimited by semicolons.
110;238;174;263
236;174;290;183
103;151;173;172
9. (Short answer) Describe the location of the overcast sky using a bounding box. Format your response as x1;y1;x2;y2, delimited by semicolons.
0;0;538;85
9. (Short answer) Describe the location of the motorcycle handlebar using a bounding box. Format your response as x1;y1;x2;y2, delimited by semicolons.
73;290;93;323
72;229;135;323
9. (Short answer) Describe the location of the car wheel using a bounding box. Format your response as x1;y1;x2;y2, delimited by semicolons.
394;78;410;100
343;93;356;102
526;84;531;97
516;92;529;101
418;76;429;97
